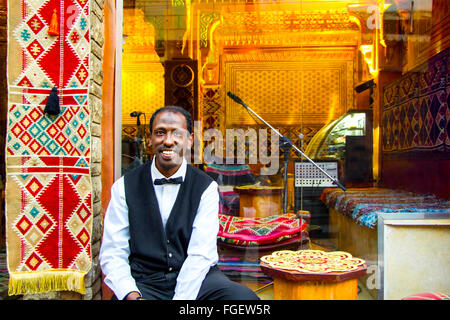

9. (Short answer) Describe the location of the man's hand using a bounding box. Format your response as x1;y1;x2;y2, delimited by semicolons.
125;291;143;300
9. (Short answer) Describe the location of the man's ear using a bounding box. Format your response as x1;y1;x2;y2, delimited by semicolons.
188;132;194;149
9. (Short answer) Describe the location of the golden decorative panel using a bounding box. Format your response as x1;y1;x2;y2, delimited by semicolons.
207;6;360;48
122;8;164;127
218;9;360;33
123;9;156;51
218;31;359;48
122;62;165;126
225;59;354;125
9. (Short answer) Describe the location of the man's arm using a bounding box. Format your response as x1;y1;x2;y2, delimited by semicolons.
172;181;220;300
99;178;142;300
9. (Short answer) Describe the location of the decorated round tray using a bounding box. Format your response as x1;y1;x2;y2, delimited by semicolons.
234;185;283;190
233;185;284;195
260;250;367;281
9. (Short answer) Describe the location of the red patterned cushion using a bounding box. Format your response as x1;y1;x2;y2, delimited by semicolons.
218;213;306;246
402;292;450;300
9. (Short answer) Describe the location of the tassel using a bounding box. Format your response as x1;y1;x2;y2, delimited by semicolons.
47;9;59;36
44;87;60;116
9;271;87;295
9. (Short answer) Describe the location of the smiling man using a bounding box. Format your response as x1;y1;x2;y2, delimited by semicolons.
149;108;192;177
99;106;259;300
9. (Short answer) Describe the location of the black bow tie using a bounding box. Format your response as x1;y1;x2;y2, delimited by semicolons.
154;176;183;185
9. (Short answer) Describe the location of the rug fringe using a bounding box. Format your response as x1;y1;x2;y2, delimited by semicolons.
8;270;86;295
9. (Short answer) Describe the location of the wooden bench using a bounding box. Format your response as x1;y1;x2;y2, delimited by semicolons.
320;187;450;299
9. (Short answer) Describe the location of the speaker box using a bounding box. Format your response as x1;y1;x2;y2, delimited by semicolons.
164;59;198;119
344;136;372;183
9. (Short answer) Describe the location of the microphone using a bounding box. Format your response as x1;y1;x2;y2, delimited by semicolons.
227;91;245;106
130;111;143;117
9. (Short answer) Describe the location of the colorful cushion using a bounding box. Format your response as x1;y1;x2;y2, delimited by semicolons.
320;188;450;228
218;213;306;246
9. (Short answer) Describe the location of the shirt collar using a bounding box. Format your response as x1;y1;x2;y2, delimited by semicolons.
151;157;187;182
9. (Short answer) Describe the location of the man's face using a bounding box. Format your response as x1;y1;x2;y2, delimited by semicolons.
149;111;193;177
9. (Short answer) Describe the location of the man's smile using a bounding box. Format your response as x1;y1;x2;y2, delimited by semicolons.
160;149;176;160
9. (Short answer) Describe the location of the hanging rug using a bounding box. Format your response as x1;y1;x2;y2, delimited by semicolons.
5;0;92;295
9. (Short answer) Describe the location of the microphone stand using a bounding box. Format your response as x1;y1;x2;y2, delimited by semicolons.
227;92;346;199
281;137;292;214
137;113;149;163
134;114;142;161
130;111;144;165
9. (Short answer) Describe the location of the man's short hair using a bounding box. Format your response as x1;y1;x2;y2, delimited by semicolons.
149;106;193;134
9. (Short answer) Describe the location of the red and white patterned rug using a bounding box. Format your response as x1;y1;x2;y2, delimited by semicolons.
5;0;92;295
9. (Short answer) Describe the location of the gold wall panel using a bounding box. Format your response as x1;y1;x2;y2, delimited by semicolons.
122;62;165;126
225;58;354;126
122;8;164;127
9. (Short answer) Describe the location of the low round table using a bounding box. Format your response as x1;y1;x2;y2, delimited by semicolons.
260;250;367;300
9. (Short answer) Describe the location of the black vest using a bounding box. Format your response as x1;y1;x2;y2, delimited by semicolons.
123;161;214;280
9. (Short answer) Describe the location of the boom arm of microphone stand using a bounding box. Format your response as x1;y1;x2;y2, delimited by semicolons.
229;94;346;192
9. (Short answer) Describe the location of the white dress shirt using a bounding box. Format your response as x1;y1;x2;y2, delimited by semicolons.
99;158;219;300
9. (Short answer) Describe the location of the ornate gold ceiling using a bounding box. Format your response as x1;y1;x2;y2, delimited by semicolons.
198;2;366;48
122;1;382;128
213;9;361;47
